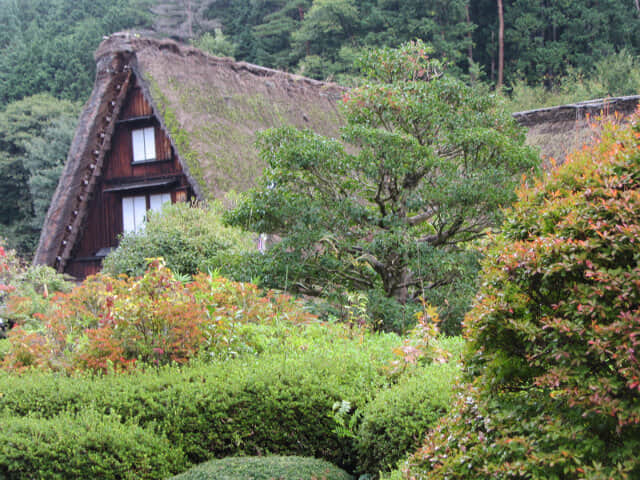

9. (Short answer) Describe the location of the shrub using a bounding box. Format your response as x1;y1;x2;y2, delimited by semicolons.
0;241;72;336
2;260;208;371
102;201;255;278
506;50;640;112
356;361;460;476
0;332;398;469
401;116;640;478
169;456;353;480
1;261;328;372
0;409;185;479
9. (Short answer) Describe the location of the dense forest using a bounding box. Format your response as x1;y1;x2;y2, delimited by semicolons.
0;0;639;257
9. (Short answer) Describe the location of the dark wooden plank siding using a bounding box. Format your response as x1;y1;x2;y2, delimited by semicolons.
65;259;102;279
65;79;193;279
106;124;175;179
119;85;153;119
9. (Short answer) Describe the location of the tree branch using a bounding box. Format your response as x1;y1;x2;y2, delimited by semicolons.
407;208;436;226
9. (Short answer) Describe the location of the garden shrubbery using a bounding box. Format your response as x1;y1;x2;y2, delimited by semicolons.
169;456;353;480
1;260;331;371
0;242;72;337
102;201;255;278
0;234;463;478
400;116;640;478
0;332;402;470
0;409;185;479
356;361;460;475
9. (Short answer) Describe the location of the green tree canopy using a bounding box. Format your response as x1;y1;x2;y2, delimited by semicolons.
227;41;539;333
0;0;151;108
0;94;79;256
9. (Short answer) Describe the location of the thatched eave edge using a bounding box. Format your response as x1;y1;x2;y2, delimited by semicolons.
34;51;135;270
513;95;640;127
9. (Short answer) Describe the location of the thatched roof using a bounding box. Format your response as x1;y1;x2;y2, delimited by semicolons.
34;32;344;270
514;95;640;164
34;31;637;271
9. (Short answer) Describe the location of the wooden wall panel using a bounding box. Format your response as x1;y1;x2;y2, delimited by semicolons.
65;260;102;279
66;77;193;279
119;86;153;120
105;124;176;179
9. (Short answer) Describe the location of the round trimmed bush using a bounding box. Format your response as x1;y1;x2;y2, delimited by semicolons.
402;117;640;478
102;201;254;278
169;456;353;480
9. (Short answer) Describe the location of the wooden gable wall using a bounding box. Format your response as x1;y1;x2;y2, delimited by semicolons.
65;81;192;278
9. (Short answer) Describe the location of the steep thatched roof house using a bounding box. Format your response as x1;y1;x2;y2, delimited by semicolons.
34;31;638;279
34;32;344;278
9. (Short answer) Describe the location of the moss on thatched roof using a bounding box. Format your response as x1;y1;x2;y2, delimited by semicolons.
101;33;345;199
34;32;344;270
34;32;637;272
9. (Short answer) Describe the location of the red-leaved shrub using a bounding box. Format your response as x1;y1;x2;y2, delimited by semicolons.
401;115;640;479
2;260;318;373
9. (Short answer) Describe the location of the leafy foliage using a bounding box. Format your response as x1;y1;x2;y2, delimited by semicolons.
506;49;640;112
0;333;400;469
102;201;254;278
401;116;640;478
228;41;539;333
0;409;185;479
0;0;151;108
192;28;235;58
355;360;460;476
470;0;640;88
0;240;72;337
0;94;79;256
169;456;353;480
2;259;362;372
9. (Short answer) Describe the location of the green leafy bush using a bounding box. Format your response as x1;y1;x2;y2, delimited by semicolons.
1;261;331;372
0;409;185;479
102;202;255;278
0;335;397;469
0;241;72;336
169;456;352;480
2;260;208;371
506;49;640;112
401;116;640;478
356;361;460;476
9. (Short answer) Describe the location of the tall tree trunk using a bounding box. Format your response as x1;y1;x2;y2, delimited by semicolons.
465;3;474;79
636;0;640;13
497;0;504;89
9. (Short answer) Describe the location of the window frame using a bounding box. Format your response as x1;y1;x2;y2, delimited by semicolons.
131;126;157;164
121;191;172;234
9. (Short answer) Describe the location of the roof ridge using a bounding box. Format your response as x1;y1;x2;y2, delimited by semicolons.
96;32;344;91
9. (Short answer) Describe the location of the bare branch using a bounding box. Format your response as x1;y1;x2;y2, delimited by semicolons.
407;208;437;226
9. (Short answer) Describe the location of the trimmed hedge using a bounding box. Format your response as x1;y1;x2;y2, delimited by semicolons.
356;361;460;475
0;344;396;470
169;456;353;480
0;409;185;479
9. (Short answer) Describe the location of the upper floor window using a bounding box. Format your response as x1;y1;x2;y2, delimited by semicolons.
132;127;156;163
